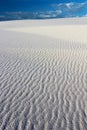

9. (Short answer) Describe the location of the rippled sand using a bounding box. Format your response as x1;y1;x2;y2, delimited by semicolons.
0;18;87;130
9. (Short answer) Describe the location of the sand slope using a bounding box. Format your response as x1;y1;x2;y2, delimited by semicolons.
0;18;87;130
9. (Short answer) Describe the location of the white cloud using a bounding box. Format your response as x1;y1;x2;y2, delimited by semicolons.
51;2;87;17
66;3;74;9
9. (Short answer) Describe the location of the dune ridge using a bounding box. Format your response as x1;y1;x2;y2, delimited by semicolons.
0;18;87;130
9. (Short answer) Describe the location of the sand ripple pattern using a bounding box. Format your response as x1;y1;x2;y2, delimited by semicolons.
0;48;87;130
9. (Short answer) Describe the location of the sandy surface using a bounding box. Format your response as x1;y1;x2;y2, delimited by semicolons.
0;17;87;130
7;25;87;44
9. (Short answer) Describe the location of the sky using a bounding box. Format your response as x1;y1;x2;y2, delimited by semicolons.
0;0;87;11
0;0;87;20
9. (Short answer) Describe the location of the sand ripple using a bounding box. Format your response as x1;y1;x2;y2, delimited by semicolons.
0;47;87;130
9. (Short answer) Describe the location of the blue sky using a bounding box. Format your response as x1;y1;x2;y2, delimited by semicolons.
0;0;87;20
0;0;87;12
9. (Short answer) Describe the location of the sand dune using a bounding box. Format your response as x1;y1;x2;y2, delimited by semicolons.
7;25;87;44
0;18;87;130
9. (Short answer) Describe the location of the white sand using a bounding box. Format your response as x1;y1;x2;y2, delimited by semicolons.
7;25;87;44
0;17;87;130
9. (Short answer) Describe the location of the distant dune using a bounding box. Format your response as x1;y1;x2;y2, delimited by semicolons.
0;17;87;130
